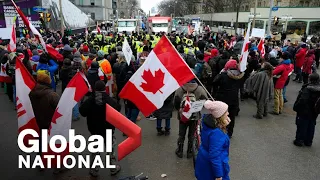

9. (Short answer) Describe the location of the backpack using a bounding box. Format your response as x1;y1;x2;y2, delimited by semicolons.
180;86;198;121
195;62;212;80
201;62;212;80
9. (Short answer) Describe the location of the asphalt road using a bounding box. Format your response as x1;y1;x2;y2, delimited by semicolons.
0;79;320;180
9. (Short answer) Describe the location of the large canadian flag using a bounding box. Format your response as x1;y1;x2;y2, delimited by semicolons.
42;72;90;167
119;36;195;116
257;38;265;58
15;58;39;146
239;22;252;72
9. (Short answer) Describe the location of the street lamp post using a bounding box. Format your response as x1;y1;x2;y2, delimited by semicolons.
267;0;273;36
174;1;177;17
252;0;258;29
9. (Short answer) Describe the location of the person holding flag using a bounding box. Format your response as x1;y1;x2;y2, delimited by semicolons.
174;75;208;158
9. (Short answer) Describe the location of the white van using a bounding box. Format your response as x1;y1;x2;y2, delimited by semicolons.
148;17;172;34
116;19;139;34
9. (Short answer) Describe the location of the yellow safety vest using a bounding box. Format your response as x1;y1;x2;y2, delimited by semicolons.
96;34;103;41
137;46;144;53
151;41;157;48
185;48;195;55
135;42;141;50
101;45;110;54
176;36;181;44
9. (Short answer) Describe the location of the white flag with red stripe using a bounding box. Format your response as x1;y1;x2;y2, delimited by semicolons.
8;16;17;52
85;27;88;40
42;72;90;167
96;23;101;34
15;58;39;146
11;0;47;52
239;22;251;72
0;62;12;83
257;38;265;58
119;36;195;116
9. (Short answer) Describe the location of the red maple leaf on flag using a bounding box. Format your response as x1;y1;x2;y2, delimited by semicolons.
49;108;62;135
240;42;250;62
140;69;165;94
183;103;190;112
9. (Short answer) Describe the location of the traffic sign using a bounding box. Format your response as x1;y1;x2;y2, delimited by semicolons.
272;7;279;11
32;6;47;12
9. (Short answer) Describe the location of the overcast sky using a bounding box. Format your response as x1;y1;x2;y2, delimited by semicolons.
141;0;163;13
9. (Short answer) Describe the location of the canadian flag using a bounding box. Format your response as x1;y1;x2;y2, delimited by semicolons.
257;38;265;58
85;27;88;39
0;63;12;83
119;36;195;116
42;72;90;167
181;94;192;123
98;67;115;97
11;0;47;52
96;23;101;34
239;22;252;72
15;58;39;146
8;16;17;52
188;25;193;35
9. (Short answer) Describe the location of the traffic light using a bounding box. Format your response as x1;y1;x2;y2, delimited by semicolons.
46;13;51;22
39;12;44;20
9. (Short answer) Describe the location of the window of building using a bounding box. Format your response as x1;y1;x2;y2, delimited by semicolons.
91;12;95;20
79;0;83;5
258;2;261;7
121;2;123;6
91;0;95;5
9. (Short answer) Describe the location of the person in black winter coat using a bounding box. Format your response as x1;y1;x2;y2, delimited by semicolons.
293;73;320;147
153;93;174;136
79;80;121;177
113;53;128;100
59;58;73;93
86;61;106;95
213;60;244;138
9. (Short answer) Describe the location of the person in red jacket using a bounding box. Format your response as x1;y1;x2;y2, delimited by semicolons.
271;52;293;115
302;49;316;84
293;44;308;83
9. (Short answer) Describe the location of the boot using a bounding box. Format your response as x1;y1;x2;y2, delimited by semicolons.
187;142;193;159
157;128;164;136
175;142;184;158
164;128;170;136
110;165;121;176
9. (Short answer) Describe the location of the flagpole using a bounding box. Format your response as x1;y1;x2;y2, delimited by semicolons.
163;36;214;100
59;0;64;36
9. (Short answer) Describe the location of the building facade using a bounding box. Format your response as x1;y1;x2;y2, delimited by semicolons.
70;0;115;21
117;0;140;19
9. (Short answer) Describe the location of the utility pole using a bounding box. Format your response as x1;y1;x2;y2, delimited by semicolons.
267;0;274;36
252;0;258;29
59;0;64;36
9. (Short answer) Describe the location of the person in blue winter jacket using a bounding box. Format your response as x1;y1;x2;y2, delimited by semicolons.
195;100;231;180
36;53;58;91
